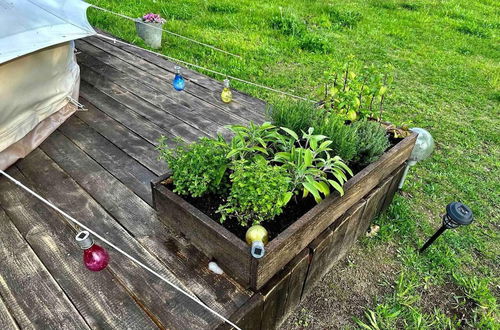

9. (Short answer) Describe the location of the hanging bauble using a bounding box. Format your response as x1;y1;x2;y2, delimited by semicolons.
221;79;233;103
75;231;110;272
173;65;185;91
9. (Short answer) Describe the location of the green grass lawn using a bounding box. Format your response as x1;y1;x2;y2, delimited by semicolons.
87;0;499;328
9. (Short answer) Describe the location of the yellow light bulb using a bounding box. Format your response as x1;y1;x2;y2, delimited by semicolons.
221;79;233;103
246;225;268;259
245;225;268;245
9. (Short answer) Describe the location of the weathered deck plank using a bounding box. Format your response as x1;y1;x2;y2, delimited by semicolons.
15;149;214;329
0;168;158;330
0;207;89;329
86;32;267;115
77;39;264;125
0;294;18;330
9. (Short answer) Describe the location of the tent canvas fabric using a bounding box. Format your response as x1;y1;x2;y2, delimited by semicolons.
0;0;95;170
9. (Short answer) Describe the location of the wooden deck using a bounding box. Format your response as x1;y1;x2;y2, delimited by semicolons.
0;34;266;329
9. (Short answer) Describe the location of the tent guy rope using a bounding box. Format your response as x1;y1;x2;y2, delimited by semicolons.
89;4;241;58
0;169;241;330
96;33;315;102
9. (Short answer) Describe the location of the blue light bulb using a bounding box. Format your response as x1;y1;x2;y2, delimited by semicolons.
173;66;185;91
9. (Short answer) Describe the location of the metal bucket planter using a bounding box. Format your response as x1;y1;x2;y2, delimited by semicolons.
135;19;163;49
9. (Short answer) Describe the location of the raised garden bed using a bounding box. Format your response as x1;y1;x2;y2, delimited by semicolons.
152;132;417;290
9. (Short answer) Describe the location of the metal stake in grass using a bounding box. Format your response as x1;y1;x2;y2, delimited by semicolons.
419;202;474;253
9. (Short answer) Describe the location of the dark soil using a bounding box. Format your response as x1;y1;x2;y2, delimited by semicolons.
181;188;317;242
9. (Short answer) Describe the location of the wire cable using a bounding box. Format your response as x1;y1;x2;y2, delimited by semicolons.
89;4;241;58
0;169;241;330
96;33;314;102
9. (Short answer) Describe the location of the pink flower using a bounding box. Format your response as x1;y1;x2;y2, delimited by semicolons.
142;13;166;24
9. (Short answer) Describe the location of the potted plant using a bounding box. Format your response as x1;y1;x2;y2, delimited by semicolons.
135;13;166;49
151;64;417;290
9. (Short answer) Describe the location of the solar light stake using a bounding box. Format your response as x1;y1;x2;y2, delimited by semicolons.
419;202;473;253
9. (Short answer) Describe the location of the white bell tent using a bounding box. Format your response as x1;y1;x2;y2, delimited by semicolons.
0;0;95;170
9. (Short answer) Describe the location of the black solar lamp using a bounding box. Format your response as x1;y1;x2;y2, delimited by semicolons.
419;202;474;253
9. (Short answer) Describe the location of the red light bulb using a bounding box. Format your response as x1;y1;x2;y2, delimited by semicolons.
75;231;109;271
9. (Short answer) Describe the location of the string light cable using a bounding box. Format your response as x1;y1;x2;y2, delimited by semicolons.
0;169;241;330
89;4;241;58
96;33;314;102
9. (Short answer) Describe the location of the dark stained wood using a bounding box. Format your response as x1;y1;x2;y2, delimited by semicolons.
16;149;214;329
152;173;252;287
76;95;167;175
77;52;238;134
0;168;158;329
380;164;406;213
0;207;89;329
77;39;264;124
136;232;253;318
259;250;310;330
338;200;367;258
55;117;156;204
216;294;264;330
280;250;310;323
152;133;416;291
355;177;392;240
0;31;271;329
260;276;289;330
79;61;219;138
256;133;417;289
0;295;18;330
79;80;203;144
87;32;267;113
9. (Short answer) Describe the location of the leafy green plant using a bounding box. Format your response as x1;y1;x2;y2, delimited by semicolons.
266;100;320;135
274;127;352;202
352;120;390;166
227;122;292;161
217;159;292;226
321;59;394;121
157;136;229;197
313;113;360;162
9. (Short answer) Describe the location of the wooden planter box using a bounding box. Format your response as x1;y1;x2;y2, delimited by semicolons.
152;133;417;291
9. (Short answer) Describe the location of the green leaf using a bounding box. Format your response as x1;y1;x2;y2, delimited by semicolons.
303;182;322;202
314;181;330;197
280;127;298;140
328;179;344;196
304;149;313;167
336;161;353;176
281;192;293;205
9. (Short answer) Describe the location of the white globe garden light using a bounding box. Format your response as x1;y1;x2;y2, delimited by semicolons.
398;128;435;189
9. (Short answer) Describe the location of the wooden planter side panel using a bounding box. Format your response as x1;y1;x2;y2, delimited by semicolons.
152;175;252;286
216;293;264;330
255;133;416;289
380;165;406;213
259;250;310;330
302;200;366;298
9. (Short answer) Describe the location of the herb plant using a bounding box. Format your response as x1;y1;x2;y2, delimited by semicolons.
313;114;359;163
227;122;292;161
321;60;394;121
274;128;353;202
352;120;391;166
157;136;229;197
217;159;292;226
267;101;320;135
